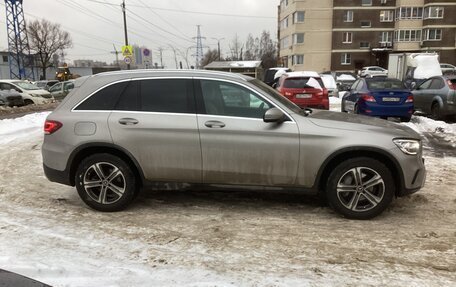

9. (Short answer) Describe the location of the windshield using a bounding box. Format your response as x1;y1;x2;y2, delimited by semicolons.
14;81;40;90
249;79;301;113
366;79;405;90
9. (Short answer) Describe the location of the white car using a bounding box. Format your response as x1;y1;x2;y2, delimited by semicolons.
440;63;456;74
359;66;388;77
0;80;54;105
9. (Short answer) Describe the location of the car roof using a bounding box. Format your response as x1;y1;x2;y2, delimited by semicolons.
284;71;320;78
92;69;251;82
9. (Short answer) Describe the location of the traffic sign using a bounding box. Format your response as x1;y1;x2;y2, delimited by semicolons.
143;48;151;57
122;45;133;57
124;56;132;64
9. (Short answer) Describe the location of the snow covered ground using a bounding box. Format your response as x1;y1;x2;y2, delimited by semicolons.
0;111;455;286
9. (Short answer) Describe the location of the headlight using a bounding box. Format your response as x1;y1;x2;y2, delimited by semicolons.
29;94;40;97
393;139;421;155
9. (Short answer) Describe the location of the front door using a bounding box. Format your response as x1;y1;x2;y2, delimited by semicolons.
195;79;300;186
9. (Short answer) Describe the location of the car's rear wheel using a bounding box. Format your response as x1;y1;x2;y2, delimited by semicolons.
354;104;359;114
431;102;441;120
23;99;34;105
75;153;137;212
326;157;394;219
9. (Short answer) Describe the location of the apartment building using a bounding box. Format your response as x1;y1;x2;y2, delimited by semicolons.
278;0;456;72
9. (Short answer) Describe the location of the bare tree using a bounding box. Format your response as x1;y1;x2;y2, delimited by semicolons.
228;34;244;61
201;49;221;67
244;34;257;60
27;19;72;79
258;31;277;69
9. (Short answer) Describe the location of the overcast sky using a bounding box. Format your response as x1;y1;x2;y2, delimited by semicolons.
0;0;279;68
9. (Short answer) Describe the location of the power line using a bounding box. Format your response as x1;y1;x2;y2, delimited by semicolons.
84;0;275;19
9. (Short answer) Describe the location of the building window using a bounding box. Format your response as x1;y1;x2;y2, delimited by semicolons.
396;7;423;20
380;32;393;45
2;56;8;63
362;0;372;6
280;36;290;49
292;54;304;65
293;33;304;44
342;32;353;43
293;11;305;23
380;10;394;22
360;42;370;49
360;20;371;28
424;7;444;19
424;29;442;41
341;53;351;65
395;29;422;42
343;11;353;22
280;16;289;30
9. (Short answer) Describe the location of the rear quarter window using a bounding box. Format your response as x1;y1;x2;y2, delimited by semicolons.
75;81;129;110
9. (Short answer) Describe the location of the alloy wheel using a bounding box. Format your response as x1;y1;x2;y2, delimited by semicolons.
83;162;126;204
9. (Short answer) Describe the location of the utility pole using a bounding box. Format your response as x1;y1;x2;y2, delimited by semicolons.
158;48;164;68
111;44;120;67
121;0;130;70
211;37;224;61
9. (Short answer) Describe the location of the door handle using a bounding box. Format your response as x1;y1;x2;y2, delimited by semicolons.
204;120;225;128
118;118;139;125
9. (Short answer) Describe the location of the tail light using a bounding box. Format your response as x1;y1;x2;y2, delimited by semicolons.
284;91;293;96
44;120;62;135
405;94;414;103
361;93;376;102
447;80;456;90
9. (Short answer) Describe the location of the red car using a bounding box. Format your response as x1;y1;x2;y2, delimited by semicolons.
276;71;329;110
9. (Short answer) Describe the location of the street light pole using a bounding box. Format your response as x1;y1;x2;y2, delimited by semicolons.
212;37;224;61
121;0;130;70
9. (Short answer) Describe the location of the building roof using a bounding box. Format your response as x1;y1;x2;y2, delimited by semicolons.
284;71;320;78
204;61;262;69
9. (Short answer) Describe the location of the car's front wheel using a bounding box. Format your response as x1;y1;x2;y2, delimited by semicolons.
326;157;394;219
75;153;138;212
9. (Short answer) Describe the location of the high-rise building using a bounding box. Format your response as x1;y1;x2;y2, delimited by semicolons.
278;0;456;72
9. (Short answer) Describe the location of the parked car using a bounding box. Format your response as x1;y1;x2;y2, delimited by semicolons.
42;70;426;219
412;75;456;120
35;80;59;91
341;77;414;122
276;71;329;109
440;63;456;75
335;73;358;92
263;67;291;86
49;80;75;100
0;80;53;105
320;74;339;97
0;89;24;107
359;66;388;78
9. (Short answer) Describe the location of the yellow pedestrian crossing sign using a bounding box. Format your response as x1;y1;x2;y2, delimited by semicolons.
122;45;133;57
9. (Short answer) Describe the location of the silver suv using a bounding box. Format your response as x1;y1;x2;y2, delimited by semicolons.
42;70;426;219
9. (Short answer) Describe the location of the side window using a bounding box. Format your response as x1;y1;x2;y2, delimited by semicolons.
139;79;194;113
351;80;360;90
0;83;12;91
64;82;74;91
75;81;129;110
418;79;433;90
200;80;272;119
49;83;61;92
429;78;444;90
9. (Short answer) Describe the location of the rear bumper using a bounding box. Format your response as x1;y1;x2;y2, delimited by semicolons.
43;163;72;186
360;102;414;117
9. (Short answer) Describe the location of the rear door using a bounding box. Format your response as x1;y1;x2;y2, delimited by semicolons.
108;78;202;183
413;78;433;111
195;78;300;186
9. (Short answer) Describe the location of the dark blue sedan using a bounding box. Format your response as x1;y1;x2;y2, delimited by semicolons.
341;77;414;122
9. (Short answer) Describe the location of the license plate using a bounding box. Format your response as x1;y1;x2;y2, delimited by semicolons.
296;94;312;99
382;97;400;102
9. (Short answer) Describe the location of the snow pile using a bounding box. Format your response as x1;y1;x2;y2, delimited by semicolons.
409;53;442;79
336;74;356;81
329;96;342;112
402;116;456;146
0;112;50;145
321;74;337;89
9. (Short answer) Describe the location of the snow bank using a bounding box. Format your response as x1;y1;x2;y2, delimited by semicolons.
321;74;337;89
402;116;456;146
0;112;49;145
409;54;442;79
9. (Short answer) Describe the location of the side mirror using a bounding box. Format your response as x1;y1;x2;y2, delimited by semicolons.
271;83;277;89
263;107;286;123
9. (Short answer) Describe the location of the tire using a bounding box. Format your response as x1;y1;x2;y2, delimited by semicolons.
431;102;441;120
75;153;138;212
24;99;34;105
354;104;359;114
400;116;411;122
341;100;347;113
326;157;395;220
